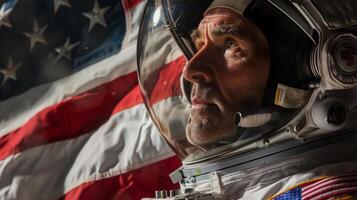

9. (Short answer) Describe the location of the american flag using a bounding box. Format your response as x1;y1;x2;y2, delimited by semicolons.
273;174;357;200
0;0;182;199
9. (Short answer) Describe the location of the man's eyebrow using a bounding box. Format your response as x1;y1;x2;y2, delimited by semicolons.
190;24;247;41
211;24;246;37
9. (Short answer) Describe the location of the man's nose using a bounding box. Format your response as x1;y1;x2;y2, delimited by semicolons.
183;43;216;84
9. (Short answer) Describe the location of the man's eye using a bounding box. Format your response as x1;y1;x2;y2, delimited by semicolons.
224;38;237;49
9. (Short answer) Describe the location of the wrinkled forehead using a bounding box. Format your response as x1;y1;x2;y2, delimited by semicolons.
198;8;251;29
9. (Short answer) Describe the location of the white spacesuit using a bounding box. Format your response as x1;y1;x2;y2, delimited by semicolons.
137;0;357;199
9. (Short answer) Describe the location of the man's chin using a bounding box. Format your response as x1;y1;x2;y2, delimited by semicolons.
185;118;237;148
186;130;217;148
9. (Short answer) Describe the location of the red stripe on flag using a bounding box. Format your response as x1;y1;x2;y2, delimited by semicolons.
304;182;357;200
58;156;181;200
303;176;338;192
112;85;142;114
301;174;357;200
127;0;143;10
313;187;357;200
0;72;137;161
302;176;357;197
148;56;185;105
113;56;185;114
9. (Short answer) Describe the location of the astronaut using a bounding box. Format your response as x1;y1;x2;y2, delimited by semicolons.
183;5;270;149
138;0;357;199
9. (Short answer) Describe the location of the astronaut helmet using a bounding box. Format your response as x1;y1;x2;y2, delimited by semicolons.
137;0;357;165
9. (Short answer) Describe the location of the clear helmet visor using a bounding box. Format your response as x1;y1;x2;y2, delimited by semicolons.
137;0;357;162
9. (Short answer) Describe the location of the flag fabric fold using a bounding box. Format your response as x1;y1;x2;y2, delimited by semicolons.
0;0;181;199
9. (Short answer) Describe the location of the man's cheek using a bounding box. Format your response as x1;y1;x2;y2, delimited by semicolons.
220;81;243;102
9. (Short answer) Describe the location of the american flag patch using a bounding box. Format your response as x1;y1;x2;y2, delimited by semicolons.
272;173;357;200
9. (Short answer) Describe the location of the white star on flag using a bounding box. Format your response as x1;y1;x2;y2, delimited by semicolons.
24;20;48;50
53;0;71;14
82;0;110;32
0;5;12;28
53;38;80;64
0;58;21;86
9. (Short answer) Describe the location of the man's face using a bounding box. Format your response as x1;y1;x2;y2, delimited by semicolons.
183;8;270;148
